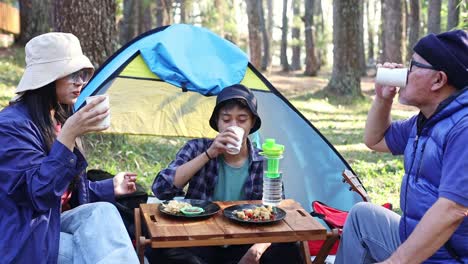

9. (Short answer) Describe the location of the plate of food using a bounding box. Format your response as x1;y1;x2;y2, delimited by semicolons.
158;199;221;218
223;204;286;224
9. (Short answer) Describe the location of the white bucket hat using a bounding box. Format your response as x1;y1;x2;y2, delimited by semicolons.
15;32;94;95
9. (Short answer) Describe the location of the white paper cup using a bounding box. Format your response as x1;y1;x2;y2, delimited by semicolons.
85;94;110;127
375;67;408;88
226;126;245;155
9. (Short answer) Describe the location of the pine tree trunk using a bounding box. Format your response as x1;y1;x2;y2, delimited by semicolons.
427;0;441;34
407;0;419;62
156;0;172;27
280;0;290;71
119;0;138;45
380;0;403;63
139;1;153;34
447;0;460;30
260;0;272;71
245;0;262;69
315;0;326;65
366;0;375;65
18;0;53;45
304;0;319;76
54;0;117;67
290;0;301;71
325;0;362;98
357;0;366;76
179;0;187;24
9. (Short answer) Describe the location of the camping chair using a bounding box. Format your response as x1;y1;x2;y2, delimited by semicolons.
309;170;392;263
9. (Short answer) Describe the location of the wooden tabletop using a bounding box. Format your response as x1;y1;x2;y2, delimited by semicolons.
138;199;326;248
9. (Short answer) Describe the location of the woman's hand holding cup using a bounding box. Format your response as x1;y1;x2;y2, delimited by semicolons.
58;95;110;150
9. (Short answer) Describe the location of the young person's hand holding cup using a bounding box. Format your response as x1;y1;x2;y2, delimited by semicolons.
207;126;245;159
225;126;245;155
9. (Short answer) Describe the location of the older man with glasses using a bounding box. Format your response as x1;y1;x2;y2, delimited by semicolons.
335;30;467;264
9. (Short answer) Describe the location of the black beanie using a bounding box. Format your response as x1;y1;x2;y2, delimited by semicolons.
413;30;468;90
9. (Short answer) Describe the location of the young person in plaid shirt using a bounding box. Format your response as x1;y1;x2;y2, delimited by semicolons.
150;84;302;264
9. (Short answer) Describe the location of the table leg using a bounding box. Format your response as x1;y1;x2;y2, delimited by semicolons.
300;241;312;264
134;208;145;264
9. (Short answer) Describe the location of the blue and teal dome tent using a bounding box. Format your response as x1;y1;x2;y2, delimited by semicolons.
75;24;365;212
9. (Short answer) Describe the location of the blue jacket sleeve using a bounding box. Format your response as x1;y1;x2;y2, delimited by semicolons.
86;178;115;203
0;120;87;213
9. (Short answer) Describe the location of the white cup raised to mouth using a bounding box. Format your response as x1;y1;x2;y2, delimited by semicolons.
375;67;408;88
85;94;110;127
225;126;245;155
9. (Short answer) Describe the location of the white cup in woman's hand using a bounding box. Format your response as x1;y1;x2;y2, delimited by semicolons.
86;94;110;127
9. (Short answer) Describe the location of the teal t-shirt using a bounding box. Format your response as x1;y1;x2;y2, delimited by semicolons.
213;156;250;201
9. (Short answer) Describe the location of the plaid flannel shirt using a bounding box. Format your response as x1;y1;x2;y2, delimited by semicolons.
153;138;264;201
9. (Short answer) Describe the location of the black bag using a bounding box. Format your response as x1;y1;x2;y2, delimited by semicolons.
86;169;148;239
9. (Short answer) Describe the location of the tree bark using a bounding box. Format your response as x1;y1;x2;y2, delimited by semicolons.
290;0;301;71
357;0;366;76
366;0;375;65
138;1;153;34
18;0;53;45
380;0;403;63
280;0;290;71
119;0;137;45
304;0;319;76
407;0;419;62
325;0;362;98
179;0;188;24
245;0;262;69
54;0;117;67
156;0;173;27
315;0;326;65
261;0;273;71
427;0;441;34
447;0;460;30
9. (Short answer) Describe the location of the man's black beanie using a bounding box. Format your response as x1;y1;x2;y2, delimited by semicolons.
413;30;468;90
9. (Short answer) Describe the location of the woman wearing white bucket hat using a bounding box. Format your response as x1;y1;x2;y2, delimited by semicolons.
0;33;139;263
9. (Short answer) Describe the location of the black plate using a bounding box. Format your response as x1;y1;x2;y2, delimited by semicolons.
223;204;286;224
158;199;220;218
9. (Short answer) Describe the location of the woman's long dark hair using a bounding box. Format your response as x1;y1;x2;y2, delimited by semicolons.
20;82;73;152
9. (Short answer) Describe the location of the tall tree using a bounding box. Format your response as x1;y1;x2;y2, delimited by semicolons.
280;0;290;71
18;0;53;45
303;0;319;75
245;0;262;69
214;0;225;37
178;0;188;23
427;0;441;34
325;0;362;97
381;0;403;63
156;0;173;27
366;0;375;65
291;0;301;71
407;0;420;62
119;0;138;45
261;0;274;71
447;0;460;30
54;0;117;67
138;1;153;34
314;0;326;65
357;0;366;75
